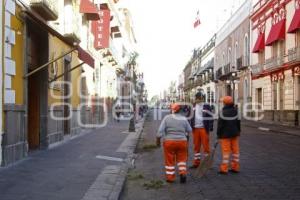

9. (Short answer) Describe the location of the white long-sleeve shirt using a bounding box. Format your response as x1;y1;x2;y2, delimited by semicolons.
194;103;204;128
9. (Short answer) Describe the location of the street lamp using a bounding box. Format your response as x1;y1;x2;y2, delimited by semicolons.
228;71;238;103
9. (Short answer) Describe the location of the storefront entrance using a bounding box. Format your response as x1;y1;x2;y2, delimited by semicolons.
27;20;49;150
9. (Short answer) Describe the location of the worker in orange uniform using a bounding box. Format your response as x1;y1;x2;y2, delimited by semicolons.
217;96;241;174
157;103;192;183
189;91;214;168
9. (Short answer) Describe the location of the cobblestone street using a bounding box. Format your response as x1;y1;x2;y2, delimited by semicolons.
121;110;300;200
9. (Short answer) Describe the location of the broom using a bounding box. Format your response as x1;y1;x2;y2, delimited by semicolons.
195;140;218;177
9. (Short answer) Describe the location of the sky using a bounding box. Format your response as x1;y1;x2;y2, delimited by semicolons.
121;0;248;98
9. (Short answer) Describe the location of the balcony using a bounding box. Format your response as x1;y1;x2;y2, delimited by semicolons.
208;72;213;81
236;56;249;70
195;78;203;86
64;16;81;44
224;63;231;75
30;0;58;21
252;0;269;15
237;57;243;70
251;63;263;75
288;47;300;63
216;68;223;80
265;56;284;71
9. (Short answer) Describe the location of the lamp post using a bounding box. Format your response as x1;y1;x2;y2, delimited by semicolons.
226;71;238;104
128;53;138;132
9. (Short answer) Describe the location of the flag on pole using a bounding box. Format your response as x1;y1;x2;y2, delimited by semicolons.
194;10;201;28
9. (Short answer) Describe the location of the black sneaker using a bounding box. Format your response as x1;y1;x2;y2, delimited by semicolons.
218;171;228;175
229;169;240;174
180;175;187;183
166;179;174;183
189;165;198;169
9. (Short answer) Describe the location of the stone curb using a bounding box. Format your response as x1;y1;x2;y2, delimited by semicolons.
108;117;146;200
81;117;146;200
242;122;300;137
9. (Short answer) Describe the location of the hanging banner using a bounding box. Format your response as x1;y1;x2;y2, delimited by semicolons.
92;9;110;49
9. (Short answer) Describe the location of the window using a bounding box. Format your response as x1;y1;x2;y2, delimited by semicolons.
207;87;211;103
244;79;248;101
279;80;284;110
228;48;231;64
297;30;300;47
244;34;249;65
272;42;279;58
297;76;300;109
235;42;238;67
272;82;278;110
272;41;285;58
256;88;263;110
258;51;265;65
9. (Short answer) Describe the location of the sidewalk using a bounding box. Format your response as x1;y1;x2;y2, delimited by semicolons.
0;117;146;200
242;120;300;137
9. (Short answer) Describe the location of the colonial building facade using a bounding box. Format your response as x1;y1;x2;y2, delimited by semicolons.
250;0;300;126
181;35;216;105
196;35;216;105
214;0;252;108
1;0;140;166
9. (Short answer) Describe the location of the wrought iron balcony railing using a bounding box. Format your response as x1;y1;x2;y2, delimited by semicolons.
288;47;300;62
224;63;231;75
30;0;58;21
237;56;250;70
265;56;284;71
251;63;263;75
236;57;243;70
216;67;223;80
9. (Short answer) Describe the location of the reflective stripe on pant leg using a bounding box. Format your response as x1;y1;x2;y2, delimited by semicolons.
165;166;175;170
232;153;240;162
194;153;201;160
220;139;231;173
231;137;240;171
177;141;188;175
164;141;176;181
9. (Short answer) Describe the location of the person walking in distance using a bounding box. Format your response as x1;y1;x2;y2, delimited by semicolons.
156;103;192;183
190;91;214;169
217;96;241;174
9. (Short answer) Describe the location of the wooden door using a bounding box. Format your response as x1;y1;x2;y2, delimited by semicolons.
279;80;284;110
28;73;40;149
27;27;41;150
297;76;300;109
257;88;262;105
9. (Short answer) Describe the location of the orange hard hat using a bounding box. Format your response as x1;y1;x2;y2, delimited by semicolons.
171;103;181;112
223;96;233;105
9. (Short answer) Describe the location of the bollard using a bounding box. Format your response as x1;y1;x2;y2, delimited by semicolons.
129;115;136;132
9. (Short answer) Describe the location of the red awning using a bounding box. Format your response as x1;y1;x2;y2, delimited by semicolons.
79;0;100;20
288;9;300;33
252;33;265;53
266;19;286;46
77;46;94;68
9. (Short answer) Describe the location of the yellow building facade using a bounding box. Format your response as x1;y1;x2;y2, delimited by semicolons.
1;1;90;166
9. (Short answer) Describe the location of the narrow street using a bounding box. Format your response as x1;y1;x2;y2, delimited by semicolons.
0;120;135;200
121;110;300;200
1;0;300;199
